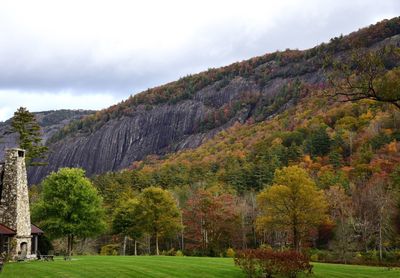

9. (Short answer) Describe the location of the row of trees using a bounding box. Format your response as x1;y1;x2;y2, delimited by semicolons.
28;152;400;261
31;165;329;257
112;187;181;256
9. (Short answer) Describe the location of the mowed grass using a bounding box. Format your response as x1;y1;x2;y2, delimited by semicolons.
310;262;400;278
1;256;400;278
1;256;242;278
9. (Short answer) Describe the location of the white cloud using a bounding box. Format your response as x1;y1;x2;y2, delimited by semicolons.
0;0;399;120
0;90;120;121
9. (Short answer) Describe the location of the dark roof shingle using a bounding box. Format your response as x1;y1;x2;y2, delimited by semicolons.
31;224;44;234
0;223;16;235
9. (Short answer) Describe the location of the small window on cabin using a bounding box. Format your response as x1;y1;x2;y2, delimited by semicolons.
18;150;24;158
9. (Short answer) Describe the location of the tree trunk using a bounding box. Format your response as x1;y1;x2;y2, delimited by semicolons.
293;225;300;252
363;217;368;253
155;233;159;255
71;235;74;257
134;240;137;256
349;132;353;164
181;214;184;251
379;217;383;261
204;227;208;251
122;235;127;256
147;235;151;255
241;213;247;249
67;235;74;257
67;236;70;257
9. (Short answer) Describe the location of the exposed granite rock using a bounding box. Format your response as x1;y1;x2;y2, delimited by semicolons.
0;109;94;160
23;34;400;184
27;75;314;184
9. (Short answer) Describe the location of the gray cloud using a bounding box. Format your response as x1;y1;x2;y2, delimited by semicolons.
0;0;399;120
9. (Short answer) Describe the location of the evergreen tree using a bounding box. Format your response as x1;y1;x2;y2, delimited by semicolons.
287;143;302;162
11;107;48;166
329;150;342;169
307;127;331;157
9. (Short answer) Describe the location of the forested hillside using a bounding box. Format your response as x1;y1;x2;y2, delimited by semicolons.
90;84;400;257
28;17;400;184
30;17;400;264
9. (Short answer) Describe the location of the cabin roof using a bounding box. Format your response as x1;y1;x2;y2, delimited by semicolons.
31;223;44;234
0;223;44;235
0;223;16;235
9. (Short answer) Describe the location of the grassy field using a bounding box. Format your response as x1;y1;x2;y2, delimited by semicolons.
1;256;399;278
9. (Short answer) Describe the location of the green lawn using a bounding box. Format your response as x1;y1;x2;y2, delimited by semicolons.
1;256;399;278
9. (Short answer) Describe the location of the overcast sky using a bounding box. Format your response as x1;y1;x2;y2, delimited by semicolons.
0;0;399;121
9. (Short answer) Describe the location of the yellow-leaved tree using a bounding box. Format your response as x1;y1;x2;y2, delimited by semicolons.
257;166;328;251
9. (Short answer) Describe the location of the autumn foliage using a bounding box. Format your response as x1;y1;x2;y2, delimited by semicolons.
234;249;312;278
32;17;400;262
183;190;241;255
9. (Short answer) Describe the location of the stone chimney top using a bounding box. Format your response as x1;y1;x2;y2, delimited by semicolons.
6;148;25;159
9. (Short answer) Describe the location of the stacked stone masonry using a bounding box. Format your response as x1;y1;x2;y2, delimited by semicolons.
0;149;32;259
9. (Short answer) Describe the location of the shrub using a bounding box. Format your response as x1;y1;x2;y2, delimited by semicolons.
234;249;263;278
226;248;235;258
234;249;312;278
175;250;184;256
160;248;176;256
100;244;119;256
259;244;272;251
361;250;379;263
310;254;318;262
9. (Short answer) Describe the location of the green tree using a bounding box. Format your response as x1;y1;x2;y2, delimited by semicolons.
391;165;400;189
329;150;342;169
257;166;328;251
112;198;144;255
307;127;331;157
11;107;48;166
317;169;349;191
32;168;106;256
92;171;136;218
287;143;302;162
138;187;182;255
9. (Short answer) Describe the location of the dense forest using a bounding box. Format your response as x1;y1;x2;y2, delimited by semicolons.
30;17;400;266
84;91;400;263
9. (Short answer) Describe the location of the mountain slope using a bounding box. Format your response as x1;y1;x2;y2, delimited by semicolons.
0;109;94;159
28;17;400;184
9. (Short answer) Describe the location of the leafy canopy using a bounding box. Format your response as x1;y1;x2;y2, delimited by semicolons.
257;166;328;250
138;187;182;255
112;197;144;240
32;168;106;239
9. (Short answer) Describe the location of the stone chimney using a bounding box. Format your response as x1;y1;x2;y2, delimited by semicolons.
0;148;32;257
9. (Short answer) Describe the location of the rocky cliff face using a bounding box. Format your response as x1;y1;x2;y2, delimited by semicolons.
26;18;400;184
28;73;322;184
0;110;93;160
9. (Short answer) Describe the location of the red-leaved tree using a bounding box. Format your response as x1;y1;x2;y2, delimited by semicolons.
183;189;242;255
